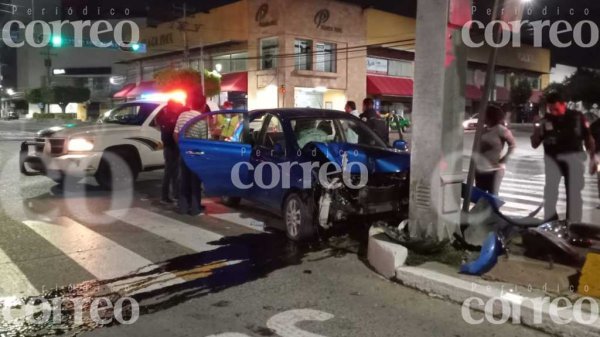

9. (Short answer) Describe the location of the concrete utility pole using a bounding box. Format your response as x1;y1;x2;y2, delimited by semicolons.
409;0;468;241
172;2;204;95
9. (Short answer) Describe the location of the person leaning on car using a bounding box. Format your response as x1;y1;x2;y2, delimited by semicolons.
173;91;208;216
531;90;598;222
360;98;389;145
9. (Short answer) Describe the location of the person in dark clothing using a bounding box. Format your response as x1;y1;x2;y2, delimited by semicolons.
531;91;598;222
174;90;207;216
360;98;389;145
155;100;186;204
591;118;600;209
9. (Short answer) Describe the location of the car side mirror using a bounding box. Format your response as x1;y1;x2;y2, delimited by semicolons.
393;140;408;151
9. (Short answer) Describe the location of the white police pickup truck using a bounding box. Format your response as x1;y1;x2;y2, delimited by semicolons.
19;100;212;189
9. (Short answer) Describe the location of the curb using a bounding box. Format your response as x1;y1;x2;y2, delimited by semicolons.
395;265;600;337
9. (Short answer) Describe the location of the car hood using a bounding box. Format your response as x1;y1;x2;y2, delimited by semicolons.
312;142;410;174
36;123;141;138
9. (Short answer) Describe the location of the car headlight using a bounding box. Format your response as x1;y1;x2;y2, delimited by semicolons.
68;138;94;152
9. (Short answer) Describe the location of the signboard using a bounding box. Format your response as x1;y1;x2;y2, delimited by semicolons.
367;58;388;74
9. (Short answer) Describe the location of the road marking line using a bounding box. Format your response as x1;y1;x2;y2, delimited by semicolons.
22;217;155;280
0;248;38;297
105;208;223;252
210;213;267;233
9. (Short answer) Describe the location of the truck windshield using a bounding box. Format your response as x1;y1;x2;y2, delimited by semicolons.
100;103;159;125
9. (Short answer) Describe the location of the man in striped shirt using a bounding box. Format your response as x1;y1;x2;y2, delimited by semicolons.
173;94;208;216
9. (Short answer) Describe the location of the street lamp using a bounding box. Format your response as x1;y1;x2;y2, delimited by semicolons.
215;63;222;72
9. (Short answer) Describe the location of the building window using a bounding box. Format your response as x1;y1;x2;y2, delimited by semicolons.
528;76;540;90
367;57;388;74
231;52;247;72
466;69;474;85
295;39;312;71
315;42;336;73
495;73;505;87
388;60;413;78
212;52;248;73
260;37;279;70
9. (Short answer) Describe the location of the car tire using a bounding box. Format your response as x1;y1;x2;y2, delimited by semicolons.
95;150;139;190
283;193;316;242
220;196;241;207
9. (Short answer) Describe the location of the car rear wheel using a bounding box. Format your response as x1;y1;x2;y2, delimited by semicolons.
283;193;316;242
220;196;241;207
95;150;139;190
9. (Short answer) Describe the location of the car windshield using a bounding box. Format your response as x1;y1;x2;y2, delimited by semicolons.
290;117;388;149
99;103;159;125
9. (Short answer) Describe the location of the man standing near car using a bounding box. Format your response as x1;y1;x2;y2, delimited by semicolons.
155;100;186;204
531;91;598;222
360;98;389;145
174;92;208;216
345;101;359;117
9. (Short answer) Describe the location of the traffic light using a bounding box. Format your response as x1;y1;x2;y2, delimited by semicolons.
51;35;62;47
120;42;147;53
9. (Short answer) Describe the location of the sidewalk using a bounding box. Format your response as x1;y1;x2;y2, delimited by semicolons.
367;230;600;337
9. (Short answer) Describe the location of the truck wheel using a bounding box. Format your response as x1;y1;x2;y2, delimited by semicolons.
220;196;241;207
95;150;139;190
283;193;316;242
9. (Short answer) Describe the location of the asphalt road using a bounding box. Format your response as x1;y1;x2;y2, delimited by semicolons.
0;120;557;337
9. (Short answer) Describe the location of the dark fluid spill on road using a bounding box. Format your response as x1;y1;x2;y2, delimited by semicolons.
0;231;365;337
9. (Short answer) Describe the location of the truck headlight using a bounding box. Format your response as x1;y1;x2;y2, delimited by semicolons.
68;138;94;152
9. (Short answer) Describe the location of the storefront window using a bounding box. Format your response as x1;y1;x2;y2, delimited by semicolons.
495;73;505;87
231;52;247;72
260;37;279;70
388;60;413;78
295;39;312;71
315;42;336;73
466;69;474;85
367;57;388;74
213;55;231;73
528;76;540;89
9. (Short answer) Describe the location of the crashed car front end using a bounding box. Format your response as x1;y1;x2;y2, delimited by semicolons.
307;143;410;229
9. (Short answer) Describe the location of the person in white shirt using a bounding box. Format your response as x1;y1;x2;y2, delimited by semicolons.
345;101;359;117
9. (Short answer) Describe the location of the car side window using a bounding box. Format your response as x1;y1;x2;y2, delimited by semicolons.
259;115;286;150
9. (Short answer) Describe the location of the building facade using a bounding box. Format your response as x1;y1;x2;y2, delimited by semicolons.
119;0;551;119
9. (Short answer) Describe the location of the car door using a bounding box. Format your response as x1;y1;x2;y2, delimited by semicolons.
249;114;289;208
179;111;252;197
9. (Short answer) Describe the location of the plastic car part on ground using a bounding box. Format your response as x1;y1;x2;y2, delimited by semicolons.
460;232;503;275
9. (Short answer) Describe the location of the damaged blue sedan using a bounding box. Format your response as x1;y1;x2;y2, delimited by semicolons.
178;109;410;241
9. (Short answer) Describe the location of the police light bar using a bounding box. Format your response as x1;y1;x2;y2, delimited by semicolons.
141;91;187;105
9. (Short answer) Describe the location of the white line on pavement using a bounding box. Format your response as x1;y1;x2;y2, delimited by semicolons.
22;217;155;280
105;208;223;252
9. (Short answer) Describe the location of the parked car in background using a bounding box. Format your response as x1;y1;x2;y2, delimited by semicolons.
179;108;411;242
3;112;19;120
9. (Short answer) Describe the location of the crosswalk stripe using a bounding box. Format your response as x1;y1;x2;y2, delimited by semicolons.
22;217;155;280
210;213;268;233
105;208;223;252
0;248;37;297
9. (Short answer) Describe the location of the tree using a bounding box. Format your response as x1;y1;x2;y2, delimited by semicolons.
154;68;221;102
26;88;45;112
27;86;90;113
563;69;600;109
510;77;533;108
43;86;91;113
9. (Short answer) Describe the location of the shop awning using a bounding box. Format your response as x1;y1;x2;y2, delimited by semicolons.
220;72;248;92
466;85;482;100
112;83;136;99
367;75;413;97
124;81;157;98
